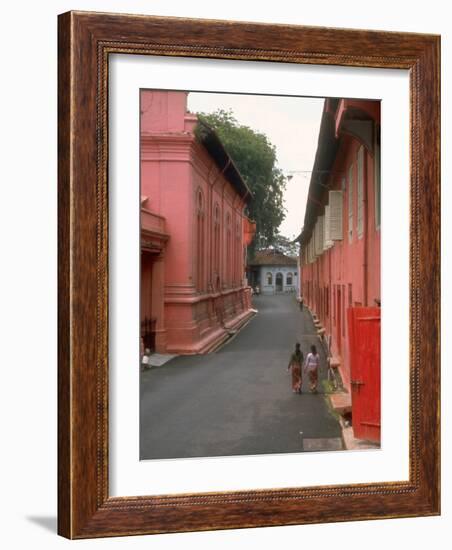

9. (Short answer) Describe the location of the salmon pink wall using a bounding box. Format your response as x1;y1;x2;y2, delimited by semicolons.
141;90;189;133
140;90;254;354
301;101;381;389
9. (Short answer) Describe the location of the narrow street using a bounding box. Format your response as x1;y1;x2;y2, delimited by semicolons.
140;294;342;459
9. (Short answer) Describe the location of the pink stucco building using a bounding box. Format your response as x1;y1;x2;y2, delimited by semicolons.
140;90;256;355
299;98;381;442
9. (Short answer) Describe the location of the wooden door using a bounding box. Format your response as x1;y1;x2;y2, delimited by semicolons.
347;307;381;443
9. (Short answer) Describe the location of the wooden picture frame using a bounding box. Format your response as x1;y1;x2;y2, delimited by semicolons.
58;11;440;539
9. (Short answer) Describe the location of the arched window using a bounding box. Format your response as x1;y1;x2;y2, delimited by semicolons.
226;213;232;286
235;221;241;285
213;204;220;275
196;190;205;291
266;272;273;285
286;272;293;285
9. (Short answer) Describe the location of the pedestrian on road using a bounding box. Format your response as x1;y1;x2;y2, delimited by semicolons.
141;348;151;371
304;344;320;393
287;342;303;394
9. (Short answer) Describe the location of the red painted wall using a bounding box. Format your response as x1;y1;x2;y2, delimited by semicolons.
301;101;381;390
140;90;254;354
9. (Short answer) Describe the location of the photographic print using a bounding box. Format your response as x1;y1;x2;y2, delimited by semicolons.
139;90;381;460
58;11;439;537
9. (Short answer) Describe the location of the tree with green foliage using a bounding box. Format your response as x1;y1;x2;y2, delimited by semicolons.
196;109;286;254
271;233;300;257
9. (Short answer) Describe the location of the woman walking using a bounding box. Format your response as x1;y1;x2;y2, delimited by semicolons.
304;344;320;393
287;343;303;394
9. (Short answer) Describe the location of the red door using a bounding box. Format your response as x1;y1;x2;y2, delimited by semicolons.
347;307;381;443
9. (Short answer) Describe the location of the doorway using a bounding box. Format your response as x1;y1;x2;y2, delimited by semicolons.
275;272;283;292
347;307;381;443
141;252;156;353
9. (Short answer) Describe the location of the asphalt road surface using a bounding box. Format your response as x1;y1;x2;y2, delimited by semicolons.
140;293;342;460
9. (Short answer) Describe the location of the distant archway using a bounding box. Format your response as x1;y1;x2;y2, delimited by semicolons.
275;272;283;292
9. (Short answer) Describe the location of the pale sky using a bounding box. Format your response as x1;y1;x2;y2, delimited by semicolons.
187;92;324;241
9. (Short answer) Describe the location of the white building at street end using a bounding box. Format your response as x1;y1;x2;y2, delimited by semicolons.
248;250;299;295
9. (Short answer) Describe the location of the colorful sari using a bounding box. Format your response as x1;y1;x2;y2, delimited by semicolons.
289;351;303;393
304;352;320;392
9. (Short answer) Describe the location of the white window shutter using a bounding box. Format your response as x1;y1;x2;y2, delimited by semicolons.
320;216;324;251
324;205;330;243
314;223;318;256
324;206;333;249
329;190;343;240
315;216;324;255
357;146;364;238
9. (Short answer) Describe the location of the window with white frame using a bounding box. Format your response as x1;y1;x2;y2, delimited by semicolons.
286;272;293;285
315;216;324;256
329;190;343;240
323;205;333;249
266;272;273;285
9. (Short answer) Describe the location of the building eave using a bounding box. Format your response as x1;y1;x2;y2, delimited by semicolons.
195;118;253;204
300;98;340;245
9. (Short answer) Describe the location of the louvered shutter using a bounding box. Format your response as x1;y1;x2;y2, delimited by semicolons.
314;223;318;256
318;216;324;255
329;190;343;240
314;217;324;256
324;206;333;249
357;146;364;238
